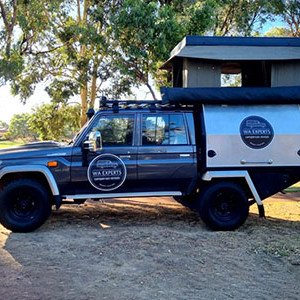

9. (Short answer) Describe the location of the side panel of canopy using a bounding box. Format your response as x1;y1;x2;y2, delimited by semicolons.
173;46;300;61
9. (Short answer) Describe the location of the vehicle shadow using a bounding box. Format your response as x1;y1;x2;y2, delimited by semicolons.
47;197;203;230
269;191;300;203
43;196;300;231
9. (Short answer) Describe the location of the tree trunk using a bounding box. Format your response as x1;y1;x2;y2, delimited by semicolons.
0;0;17;57
90;65;97;109
146;83;157;100
77;0;81;22
79;0;89;127
80;85;88;126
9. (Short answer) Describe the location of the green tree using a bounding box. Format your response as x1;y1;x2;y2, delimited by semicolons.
0;120;9;139
29;103;81;141
221;74;242;87
211;0;275;36
5;113;37;141
0;0;134;126
0;0;283;115
264;26;293;36
272;0;300;36
0;0;24;86
112;0;187;98
0;120;8;129
112;0;275;94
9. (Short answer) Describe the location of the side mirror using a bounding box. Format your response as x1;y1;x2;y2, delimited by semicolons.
84;131;102;152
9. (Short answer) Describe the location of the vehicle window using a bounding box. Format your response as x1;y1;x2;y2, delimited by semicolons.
142;115;169;145
142;114;188;145
169;114;188;145
91;115;134;146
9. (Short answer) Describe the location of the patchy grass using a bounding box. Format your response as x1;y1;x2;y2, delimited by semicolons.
285;182;300;192
249;197;300;264
264;243;298;258
0;141;24;149
251;230;300;263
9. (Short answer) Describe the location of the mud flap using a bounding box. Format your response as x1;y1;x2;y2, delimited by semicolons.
258;204;265;218
54;195;62;210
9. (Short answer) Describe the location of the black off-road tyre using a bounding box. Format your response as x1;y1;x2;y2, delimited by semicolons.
0;179;52;232
197;181;249;231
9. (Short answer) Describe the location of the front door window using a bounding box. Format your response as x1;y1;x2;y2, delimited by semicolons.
92;115;134;146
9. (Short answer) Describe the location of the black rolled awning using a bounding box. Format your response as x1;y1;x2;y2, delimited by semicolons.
160;86;300;105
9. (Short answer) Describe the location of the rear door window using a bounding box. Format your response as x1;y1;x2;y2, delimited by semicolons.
142;114;188;145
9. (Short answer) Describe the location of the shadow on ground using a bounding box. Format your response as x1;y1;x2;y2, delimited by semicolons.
0;196;299;300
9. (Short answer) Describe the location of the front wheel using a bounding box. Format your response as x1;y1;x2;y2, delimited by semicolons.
0;179;52;232
197;181;249;231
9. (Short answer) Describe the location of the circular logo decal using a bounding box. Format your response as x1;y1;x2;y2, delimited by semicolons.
240;116;274;149
87;154;127;191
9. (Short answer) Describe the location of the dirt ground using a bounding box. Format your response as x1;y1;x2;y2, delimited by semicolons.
0;193;299;300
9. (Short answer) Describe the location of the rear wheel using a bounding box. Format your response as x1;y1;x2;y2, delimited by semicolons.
197;181;249;231
0;179;52;232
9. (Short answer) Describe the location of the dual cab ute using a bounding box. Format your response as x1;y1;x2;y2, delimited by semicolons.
1;86;300;232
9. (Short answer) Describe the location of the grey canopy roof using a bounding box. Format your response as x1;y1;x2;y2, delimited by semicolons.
161;36;300;69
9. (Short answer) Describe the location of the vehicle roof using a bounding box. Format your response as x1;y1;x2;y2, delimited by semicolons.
175;36;300;49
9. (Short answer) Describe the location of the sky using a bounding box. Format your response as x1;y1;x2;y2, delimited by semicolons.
0;84;51;124
0;82;153;124
0;18;287;125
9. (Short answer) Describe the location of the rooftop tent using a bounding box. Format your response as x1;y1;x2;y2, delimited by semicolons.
160;86;300;105
162;36;300;65
160;36;300;88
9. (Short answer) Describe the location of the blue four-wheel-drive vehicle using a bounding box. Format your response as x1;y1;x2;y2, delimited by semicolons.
1;86;300;232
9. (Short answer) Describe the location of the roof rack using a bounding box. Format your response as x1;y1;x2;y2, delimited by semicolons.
99;96;170;112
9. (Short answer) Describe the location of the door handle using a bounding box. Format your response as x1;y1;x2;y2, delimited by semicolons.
240;159;273;165
180;154;190;158
119;155;131;159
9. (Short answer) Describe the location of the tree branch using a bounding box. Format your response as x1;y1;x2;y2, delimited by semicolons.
83;0;88;23
218;2;236;36
40;0;62;34
28;45;65;56
146;82;157;100
39;66;77;81
11;0;17;30
77;0;81;23
90;63;98;108
0;0;18;57
96;81;103;93
0;1;10;31
245;8;259;36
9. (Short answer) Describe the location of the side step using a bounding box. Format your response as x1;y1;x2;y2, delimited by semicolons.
62;191;182;200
